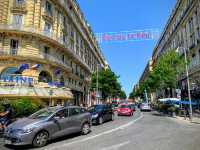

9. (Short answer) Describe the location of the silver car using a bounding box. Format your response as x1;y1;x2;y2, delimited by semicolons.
140;103;151;111
4;106;91;147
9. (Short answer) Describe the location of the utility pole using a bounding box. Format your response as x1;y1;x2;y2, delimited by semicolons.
96;64;99;104
145;88;148;104
177;47;193;120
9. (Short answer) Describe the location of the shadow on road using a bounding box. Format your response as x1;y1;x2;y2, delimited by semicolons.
3;132;82;150
151;111;168;117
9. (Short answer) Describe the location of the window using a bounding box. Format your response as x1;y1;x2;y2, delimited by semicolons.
12;15;23;26
62;54;65;63
189;18;194;34
44;22;52;33
54;109;67;119
44;46;50;54
0;67;18;80
197;27;200;40
16;0;24;5
45;1;52;16
191;53;197;67
190;33;195;46
10;39;18;55
68;108;80;116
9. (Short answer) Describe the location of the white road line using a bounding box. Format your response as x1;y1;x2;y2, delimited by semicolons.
101;141;130;150
45;113;143;150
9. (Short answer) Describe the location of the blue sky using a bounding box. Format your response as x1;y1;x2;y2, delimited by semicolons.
77;0;176;96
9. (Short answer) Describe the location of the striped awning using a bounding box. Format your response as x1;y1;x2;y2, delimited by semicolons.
0;86;73;99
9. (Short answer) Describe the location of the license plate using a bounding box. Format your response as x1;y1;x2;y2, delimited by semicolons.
5;139;11;144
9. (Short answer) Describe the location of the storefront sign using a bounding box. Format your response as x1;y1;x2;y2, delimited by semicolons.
0;75;33;85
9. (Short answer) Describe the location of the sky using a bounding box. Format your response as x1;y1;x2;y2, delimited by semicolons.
77;0;176;96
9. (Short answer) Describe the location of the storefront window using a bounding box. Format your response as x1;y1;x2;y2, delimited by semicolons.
38;71;52;83
0;67;18;79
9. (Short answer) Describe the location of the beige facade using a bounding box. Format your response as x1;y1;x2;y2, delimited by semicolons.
139;0;200;100
0;0;107;106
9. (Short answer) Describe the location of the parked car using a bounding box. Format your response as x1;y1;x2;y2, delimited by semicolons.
129;104;136;111
111;103;119;112
140;103;151;111
4;106;91;147
88;104;114;125
117;104;134;116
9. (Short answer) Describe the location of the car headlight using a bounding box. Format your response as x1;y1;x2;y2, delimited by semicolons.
16;127;35;134
92;114;98;118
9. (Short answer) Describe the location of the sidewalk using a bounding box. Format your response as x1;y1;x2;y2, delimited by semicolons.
176;116;200;124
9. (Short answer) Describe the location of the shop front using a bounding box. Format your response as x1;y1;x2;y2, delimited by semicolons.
0;64;73;106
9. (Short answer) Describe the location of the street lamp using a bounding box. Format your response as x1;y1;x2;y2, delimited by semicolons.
96;64;102;104
176;47;192;120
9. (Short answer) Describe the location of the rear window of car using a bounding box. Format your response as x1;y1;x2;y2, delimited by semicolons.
120;105;130;109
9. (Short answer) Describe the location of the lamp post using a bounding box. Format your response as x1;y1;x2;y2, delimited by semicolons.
144;88;148;104
177;47;192;120
96;64;103;104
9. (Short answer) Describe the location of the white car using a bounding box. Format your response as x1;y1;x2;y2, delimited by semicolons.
140;103;151;111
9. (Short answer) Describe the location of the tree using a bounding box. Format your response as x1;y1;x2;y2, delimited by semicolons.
91;68;124;100
119;90;127;99
130;49;185;99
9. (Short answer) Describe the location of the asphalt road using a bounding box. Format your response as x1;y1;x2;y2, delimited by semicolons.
1;110;200;150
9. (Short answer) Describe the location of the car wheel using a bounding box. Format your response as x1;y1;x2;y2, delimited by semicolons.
98;117;103;125
81;122;90;135
33;131;49;147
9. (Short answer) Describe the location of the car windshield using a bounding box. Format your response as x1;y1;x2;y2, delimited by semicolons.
88;105;104;112
120;105;130;108
29;108;56;119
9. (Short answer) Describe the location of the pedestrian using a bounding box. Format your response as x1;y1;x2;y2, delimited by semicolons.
0;103;13;130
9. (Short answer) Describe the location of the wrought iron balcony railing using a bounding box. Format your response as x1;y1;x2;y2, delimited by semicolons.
0;24;91;72
0;50;71;71
11;0;26;12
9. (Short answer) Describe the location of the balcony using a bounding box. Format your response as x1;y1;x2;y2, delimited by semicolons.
39;52;71;71
0;50;71;72
0;24;91;72
11;0;27;13
42;11;53;23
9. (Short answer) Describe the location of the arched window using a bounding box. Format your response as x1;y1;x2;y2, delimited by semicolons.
38;71;52;83
60;76;65;86
0;67;18;79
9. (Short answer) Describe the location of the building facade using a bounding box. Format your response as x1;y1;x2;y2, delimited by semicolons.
139;0;200;100
0;0;107;106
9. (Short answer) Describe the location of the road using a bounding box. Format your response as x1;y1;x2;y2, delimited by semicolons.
1;110;200;150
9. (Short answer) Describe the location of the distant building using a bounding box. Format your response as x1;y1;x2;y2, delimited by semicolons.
0;0;107;106
138;0;200;101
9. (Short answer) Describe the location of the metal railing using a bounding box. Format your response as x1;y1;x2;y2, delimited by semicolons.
12;0;26;8
0;24;91;72
0;50;71;71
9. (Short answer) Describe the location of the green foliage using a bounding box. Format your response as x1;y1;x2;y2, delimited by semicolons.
10;98;44;117
91;68;125;99
119;90;127;99
130;50;185;98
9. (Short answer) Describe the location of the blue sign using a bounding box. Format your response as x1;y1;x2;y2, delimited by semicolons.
1;75;33;85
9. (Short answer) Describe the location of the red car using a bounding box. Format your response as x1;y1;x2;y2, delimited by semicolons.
117;104;134;116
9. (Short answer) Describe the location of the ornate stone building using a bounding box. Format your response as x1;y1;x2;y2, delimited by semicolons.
138;0;200;100
0;0;107;106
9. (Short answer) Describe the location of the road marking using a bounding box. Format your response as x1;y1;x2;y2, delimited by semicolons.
46;113;143;150
101;141;130;150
